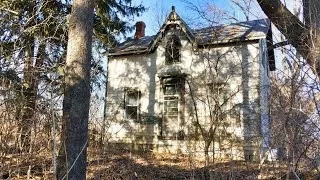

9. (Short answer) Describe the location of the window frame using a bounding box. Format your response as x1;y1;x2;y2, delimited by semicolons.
124;88;141;122
160;77;185;139
206;82;231;119
165;35;182;65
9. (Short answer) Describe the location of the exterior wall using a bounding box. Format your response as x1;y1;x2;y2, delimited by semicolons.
259;39;271;156
188;41;263;161
106;52;159;143
106;36;269;161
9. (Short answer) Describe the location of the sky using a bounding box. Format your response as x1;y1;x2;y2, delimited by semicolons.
123;0;315;82
121;0;307;75
120;0;305;74
129;0;304;42
131;0;265;37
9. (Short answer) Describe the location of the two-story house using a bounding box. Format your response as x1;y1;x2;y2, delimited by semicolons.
105;6;275;161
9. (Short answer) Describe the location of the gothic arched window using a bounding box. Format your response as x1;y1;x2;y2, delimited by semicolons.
165;35;181;65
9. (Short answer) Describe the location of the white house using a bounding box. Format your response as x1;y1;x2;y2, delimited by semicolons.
105;6;275;162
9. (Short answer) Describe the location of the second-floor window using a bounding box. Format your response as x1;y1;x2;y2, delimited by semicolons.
165;35;181;65
207;82;230;118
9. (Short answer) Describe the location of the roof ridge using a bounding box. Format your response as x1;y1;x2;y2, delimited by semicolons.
194;18;270;32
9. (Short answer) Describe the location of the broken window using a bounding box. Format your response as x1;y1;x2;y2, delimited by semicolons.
124;88;140;122
161;77;185;139
165;35;181;65
163;77;182;118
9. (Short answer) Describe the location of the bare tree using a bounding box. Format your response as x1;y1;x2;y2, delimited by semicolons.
271;59;320;175
257;0;320;79
186;46;245;165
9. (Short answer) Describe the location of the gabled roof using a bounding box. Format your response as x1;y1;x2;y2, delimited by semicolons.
108;7;270;56
194;18;270;45
149;6;195;48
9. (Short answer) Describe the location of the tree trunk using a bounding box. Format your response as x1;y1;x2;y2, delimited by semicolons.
257;0;320;78
20;41;37;151
19;38;46;151
204;140;212;166
100;73;108;149
56;0;94;179
212;138;215;164
20;45;32;150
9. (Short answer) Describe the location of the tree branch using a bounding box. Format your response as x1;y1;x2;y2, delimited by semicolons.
256;0;319;77
257;0;309;55
0;7;19;15
272;41;290;49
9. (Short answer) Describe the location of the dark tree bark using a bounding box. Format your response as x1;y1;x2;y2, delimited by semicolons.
257;0;320;78
56;0;94;179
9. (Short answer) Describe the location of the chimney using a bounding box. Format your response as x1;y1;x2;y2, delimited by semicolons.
134;21;146;39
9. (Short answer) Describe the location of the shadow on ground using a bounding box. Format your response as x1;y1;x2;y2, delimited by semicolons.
87;149;260;180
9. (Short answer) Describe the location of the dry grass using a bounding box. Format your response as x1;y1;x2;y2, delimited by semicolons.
1;147;318;180
86;148;260;180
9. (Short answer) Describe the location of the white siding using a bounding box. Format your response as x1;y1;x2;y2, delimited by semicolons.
106;37;269;161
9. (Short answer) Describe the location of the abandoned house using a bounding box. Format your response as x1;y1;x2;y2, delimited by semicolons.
105;6;275;161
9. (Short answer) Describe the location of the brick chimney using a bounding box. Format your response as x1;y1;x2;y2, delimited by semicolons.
134;21;146;39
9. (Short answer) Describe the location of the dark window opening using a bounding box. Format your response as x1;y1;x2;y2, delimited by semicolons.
126;106;138;120
165;35;181;65
244;149;254;162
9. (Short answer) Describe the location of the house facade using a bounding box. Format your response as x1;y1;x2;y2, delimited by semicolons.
106;7;275;161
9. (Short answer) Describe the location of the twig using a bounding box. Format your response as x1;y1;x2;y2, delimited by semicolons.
0;7;19;15
291;168;301;180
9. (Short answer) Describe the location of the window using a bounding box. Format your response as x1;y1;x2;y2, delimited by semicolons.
165;35;181;65
124;88;140;122
207;82;230;118
161;77;185;139
208;82;228;103
230;104;241;121
163;77;182;119
164;97;179;118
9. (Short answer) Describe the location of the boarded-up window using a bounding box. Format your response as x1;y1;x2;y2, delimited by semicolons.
165;35;181;65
